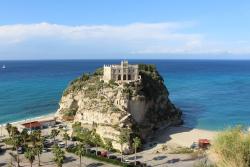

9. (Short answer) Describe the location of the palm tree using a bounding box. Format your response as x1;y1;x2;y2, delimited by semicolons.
75;144;85;167
62;132;70;147
51;129;60;144
24;147;36;167
21;129;29;145
132;137;141;165
30;130;42;146
52;145;65;167
10;126;19;137
118;129;130;162
12;134;22;167
5;123;12;137
34;144;43;166
91;133;100;156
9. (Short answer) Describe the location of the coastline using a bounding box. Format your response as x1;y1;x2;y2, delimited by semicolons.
146;125;219;150
0;112;56;137
0;112;219;148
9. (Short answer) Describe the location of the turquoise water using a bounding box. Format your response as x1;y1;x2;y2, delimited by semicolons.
0;60;250;130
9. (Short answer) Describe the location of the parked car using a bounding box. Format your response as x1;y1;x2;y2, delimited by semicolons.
116;157;122;161
58;142;65;148
97;151;101;156
66;144;74;149
42;148;48;153
100;151;107;157
58;125;64;129
17;147;23;154
135;161;142;166
90;150;96;154
108;155;117;159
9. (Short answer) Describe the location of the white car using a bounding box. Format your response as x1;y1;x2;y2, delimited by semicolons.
58;142;65;148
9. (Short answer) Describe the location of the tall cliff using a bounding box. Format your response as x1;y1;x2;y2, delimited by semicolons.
56;64;182;151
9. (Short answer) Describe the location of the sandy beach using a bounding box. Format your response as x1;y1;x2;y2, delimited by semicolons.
1;113;218;150
144;126;218;152
0;113;56;137
164;126;218;147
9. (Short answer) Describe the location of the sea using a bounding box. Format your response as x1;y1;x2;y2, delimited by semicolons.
1;59;250;131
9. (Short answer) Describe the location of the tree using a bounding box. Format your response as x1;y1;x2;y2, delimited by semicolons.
34;144;43;166
24;147;36;167
30;130;41;146
10;126;19;137
91;131;103;156
51;129;60;143
72;122;82;135
12;134;22;167
118;129;130;162
62;132;70;147
5;123;12;137
104;138;113;152
21;129;29;145
52;145;65;167
75;144;85;167
132;137;141;165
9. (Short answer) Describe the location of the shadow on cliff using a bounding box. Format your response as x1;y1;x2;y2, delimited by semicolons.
142;102;204;151
143;126;194;151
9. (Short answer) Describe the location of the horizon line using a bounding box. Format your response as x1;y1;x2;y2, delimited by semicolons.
2;58;250;61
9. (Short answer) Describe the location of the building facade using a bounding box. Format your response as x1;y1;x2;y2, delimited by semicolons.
103;60;139;82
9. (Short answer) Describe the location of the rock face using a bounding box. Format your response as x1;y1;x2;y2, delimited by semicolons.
56;64;182;152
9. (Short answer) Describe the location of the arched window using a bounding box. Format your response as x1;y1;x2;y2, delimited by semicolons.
118;75;121;80
128;75;131;80
123;75;126;80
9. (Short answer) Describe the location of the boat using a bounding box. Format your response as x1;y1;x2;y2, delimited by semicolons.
2;65;6;69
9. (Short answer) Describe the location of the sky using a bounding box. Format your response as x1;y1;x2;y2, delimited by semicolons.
0;0;250;60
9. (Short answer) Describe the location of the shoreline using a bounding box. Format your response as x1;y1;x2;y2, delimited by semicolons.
148;125;219;149
0;112;56;127
0;113;219;148
0;113;56;137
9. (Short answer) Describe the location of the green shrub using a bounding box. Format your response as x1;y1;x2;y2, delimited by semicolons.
93;67;104;76
108;79;118;87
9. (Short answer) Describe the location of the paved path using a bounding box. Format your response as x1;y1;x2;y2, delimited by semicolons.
0;147;117;167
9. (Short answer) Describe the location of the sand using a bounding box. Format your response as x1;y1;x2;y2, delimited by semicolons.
0;113;218;149
0;113;56;137
146;126;218;152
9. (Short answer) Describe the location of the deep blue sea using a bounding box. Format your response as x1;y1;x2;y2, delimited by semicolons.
1;60;250;130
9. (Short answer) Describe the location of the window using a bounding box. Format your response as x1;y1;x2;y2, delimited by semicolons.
128;75;131;80
123;75;126;80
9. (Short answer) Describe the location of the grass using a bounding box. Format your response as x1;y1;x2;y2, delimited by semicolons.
212;126;250;167
169;146;194;154
193;158;217;167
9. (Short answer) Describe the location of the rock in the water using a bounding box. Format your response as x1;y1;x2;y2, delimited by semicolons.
56;64;182;152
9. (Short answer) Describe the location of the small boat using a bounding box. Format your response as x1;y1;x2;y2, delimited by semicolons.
2;65;6;69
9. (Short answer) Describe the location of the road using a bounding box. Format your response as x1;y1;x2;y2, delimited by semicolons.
0;146;117;167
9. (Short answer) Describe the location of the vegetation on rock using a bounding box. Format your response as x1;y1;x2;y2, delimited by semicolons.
57;64;182;152
213;126;250;167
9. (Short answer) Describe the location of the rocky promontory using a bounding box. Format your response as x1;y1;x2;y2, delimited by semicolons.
56;64;182;152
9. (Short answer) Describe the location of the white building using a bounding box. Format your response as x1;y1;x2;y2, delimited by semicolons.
102;60;140;82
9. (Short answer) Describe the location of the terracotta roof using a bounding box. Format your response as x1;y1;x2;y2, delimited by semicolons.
22;121;41;128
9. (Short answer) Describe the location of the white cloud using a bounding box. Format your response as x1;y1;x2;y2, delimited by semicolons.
0;22;249;59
